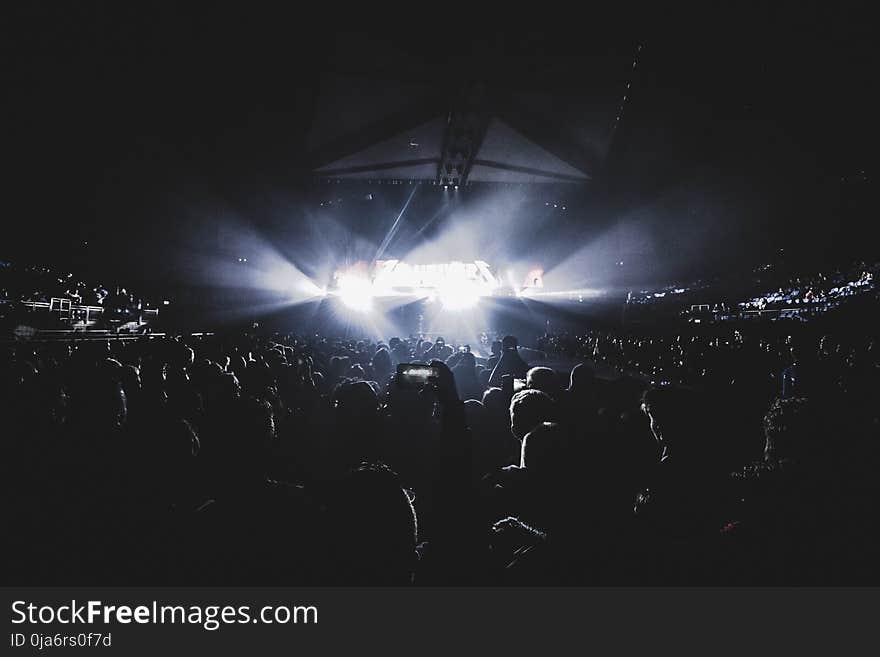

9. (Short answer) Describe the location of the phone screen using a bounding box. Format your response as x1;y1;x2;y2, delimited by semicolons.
397;363;438;387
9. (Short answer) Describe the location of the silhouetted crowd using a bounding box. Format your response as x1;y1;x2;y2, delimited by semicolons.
0;261;151;328
625;258;878;322
738;263;875;312
3;324;878;585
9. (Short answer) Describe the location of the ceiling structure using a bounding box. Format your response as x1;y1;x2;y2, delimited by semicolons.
307;33;640;186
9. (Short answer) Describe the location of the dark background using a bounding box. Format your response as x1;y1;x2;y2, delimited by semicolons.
2;4;875;298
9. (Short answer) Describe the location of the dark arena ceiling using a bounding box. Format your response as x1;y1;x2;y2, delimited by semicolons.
2;6;874;292
307;31;640;185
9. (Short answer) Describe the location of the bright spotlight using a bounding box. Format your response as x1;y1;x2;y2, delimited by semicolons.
337;274;374;312
296;279;325;298
437;280;480;311
438;291;479;311
341;291;372;311
331;259;499;313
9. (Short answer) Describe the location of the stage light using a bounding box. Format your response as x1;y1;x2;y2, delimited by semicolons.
439;290;479;311
336;274;374;312
437;280;480;311
296;279;325;298
341;293;371;311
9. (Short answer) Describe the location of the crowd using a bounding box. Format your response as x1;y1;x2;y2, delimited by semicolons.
563;326;875;392
626;258;878;323
737;262;876;313
0;261;151;321
3;316;878;586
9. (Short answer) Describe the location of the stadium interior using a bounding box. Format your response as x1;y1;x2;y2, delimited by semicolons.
2;7;877;586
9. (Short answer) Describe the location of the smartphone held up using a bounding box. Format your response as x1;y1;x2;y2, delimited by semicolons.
396;363;440;388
